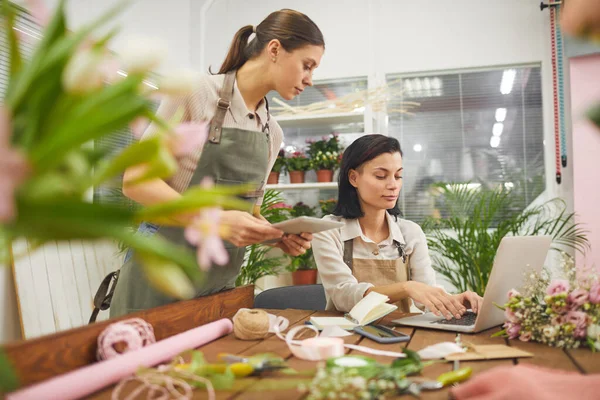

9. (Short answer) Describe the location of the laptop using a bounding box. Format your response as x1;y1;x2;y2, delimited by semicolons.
392;235;552;333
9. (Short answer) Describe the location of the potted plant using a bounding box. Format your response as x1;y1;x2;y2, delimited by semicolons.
422;182;590;296
307;134;344;182
236;190;290;286
268;149;285;184
319;198;337;216
286;202;319;284
285;151;310;184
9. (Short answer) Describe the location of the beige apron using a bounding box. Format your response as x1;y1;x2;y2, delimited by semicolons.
343;239;412;313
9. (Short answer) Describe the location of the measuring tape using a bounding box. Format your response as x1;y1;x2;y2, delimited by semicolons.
549;1;567;184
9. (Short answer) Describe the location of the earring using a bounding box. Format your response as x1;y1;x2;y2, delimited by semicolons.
272;57;276;62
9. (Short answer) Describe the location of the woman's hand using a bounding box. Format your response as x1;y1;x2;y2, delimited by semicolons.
274;232;313;256
454;291;483;314
220;210;283;247
405;281;466;320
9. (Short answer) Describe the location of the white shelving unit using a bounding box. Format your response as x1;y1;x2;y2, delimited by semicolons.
265;182;338;191
276;111;364;128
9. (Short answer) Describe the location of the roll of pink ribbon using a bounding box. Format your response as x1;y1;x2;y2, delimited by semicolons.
97;318;156;360
279;325;345;361
7;318;233;400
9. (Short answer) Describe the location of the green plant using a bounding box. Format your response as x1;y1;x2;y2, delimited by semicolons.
286;248;317;272
285;151;310;172
286;201;317;272
309;150;341;171
307;133;343;155
319;198;337;216
422;183;590;296
271;149;285;173
307;134;343;171
236;190;288;286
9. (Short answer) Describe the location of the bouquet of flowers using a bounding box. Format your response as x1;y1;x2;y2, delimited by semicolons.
285;151;311;172
495;253;600;350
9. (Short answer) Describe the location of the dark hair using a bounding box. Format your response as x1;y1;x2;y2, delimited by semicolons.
213;9;324;75
333;134;404;220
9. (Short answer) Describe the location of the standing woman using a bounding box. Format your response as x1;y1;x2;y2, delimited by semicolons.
312;135;482;319
108;9;325;318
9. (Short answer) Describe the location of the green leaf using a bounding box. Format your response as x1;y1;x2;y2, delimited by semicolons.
114;230;201;284
138;192;253;222
4;1;22;80
92;137;166;186
0;348;19;392
588;103;600;129
6;0;132;112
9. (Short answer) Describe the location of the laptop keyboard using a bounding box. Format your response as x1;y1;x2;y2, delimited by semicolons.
432;311;477;326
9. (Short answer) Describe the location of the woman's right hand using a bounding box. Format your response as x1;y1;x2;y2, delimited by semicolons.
220;210;283;247
405;281;466;320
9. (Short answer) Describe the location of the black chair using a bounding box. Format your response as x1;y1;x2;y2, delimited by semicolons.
253;284;326;310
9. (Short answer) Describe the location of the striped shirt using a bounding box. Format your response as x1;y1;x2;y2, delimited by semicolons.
141;73;283;205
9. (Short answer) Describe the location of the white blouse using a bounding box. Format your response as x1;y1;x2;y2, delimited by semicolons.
312;212;437;312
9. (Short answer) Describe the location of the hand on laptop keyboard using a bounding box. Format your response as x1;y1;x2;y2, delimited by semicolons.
433;311;478;326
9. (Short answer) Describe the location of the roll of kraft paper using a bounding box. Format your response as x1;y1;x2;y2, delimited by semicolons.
7;318;233;400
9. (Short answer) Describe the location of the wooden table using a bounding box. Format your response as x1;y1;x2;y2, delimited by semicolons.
3;287;599;400
89;309;599;400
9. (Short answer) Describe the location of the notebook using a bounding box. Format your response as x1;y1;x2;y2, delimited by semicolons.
310;292;397;330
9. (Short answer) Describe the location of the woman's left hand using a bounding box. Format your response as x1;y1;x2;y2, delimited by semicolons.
454;291;484;314
274;232;313;256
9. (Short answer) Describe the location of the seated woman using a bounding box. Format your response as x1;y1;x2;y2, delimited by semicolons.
312;134;482;319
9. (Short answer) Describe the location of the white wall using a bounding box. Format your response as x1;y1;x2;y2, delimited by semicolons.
199;0;572;206
44;0;195;72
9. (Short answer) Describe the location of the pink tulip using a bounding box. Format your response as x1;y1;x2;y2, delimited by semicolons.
183;177;228;271
169;122;209;156
0;106;31;223
504;322;521;339
24;0;51;27
507;289;521;299
184;209;228;272
504;308;520;323
589;283;600;304
547;279;570;296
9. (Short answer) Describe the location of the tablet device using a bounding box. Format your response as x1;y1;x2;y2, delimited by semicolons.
271;216;344;235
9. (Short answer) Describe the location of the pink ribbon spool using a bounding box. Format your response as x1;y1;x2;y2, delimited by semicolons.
97;318;156;361
279;325;345;361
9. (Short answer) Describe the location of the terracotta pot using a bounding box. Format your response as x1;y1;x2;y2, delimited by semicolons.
267;171;279;184
292;269;318;285
288;170;305;184
316;169;334;183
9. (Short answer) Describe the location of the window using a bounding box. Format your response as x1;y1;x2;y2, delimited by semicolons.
386;66;545;223
269;76;368;152
0;6;40;98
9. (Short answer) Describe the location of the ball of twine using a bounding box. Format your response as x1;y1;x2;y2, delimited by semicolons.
97;318;156;361
232;309;271;340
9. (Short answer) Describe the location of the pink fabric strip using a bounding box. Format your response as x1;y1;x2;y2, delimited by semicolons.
7;318;233;400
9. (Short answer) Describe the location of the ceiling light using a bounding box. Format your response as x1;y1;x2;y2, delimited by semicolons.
490;136;501;148
495;108;507;122
493;122;504;136
500;69;516;95
413;144;422;152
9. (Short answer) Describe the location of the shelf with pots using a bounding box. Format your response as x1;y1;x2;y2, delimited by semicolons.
266;134;342;190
